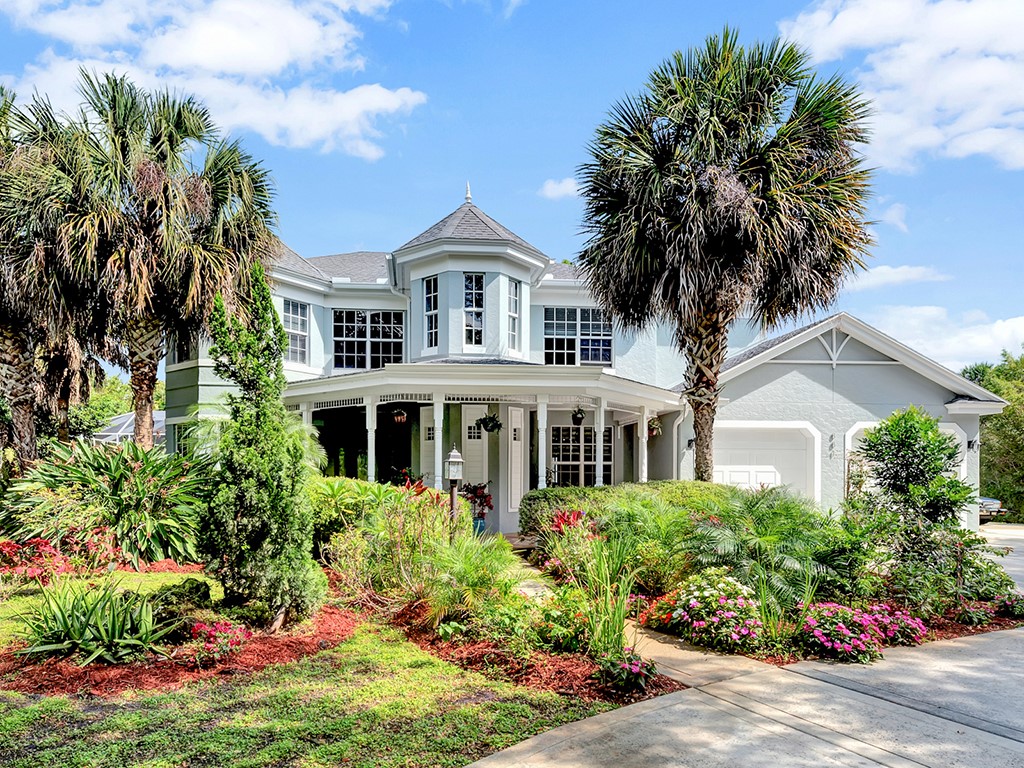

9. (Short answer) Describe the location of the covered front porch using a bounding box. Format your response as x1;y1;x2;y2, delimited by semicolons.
283;364;685;533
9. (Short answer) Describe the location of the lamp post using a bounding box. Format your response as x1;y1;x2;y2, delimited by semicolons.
443;445;464;538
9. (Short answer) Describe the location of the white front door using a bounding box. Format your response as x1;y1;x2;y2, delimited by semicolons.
508;407;525;513
462;405;489;486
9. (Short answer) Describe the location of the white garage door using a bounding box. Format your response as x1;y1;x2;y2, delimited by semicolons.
713;428;812;497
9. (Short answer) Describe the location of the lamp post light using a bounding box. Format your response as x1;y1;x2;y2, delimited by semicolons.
443;445;464;535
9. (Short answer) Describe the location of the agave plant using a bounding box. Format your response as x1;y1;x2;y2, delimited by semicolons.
18;578;178;665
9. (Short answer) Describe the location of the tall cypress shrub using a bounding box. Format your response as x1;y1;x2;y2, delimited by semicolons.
201;264;326;625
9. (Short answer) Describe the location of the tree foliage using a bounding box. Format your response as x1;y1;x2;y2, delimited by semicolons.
963;348;1024;514
859;406;972;525
576;28;873;481
199;264;325;625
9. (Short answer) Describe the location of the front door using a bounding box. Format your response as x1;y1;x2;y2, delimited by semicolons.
508;407;525;513
551;425;612;486
461;405;489;486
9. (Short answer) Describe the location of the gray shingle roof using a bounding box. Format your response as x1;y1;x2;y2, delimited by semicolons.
547;261;581;279
306;252;390;283
271;240;327;279
398;203;537;251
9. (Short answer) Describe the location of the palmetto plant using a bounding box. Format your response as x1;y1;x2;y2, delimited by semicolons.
577;29;873;480
684;487;834;610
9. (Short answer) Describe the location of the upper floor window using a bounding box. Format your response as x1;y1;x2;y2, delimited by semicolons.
283;300;309;365
333;310;404;370
508;279;521;351
424;275;439;349
544;307;613;365
167;333;195;365
464;272;484;346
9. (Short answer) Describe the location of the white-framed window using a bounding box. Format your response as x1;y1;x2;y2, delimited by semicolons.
508;279;520;351
543;307;612;365
551;426;613;486
467;423;483;440
424;275;439;349
167;333;195;365
282;300;308;365
425;426;435;441
464;272;484;346
333;310;404;370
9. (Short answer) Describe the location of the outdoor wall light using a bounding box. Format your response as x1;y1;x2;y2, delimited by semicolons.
444;446;464;539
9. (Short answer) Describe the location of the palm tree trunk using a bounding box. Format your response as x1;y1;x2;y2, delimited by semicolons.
0;323;38;465
127;316;164;450
682;315;729;483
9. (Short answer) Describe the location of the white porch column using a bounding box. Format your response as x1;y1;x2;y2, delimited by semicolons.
537;396;549;490
365;396;378;483
433;394;445;490
595;398;606;487
300;403;313;428
638;405;649;483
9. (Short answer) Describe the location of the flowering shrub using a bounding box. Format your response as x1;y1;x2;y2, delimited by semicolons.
191;620;253;666
993;593;1024;618
865;603;928;646
639;568;762;652
460;482;493;519
534;587;590;653
800;603;883;663
550;509;588;536
0;538;73;585
541;525;596;584
597;646;658;691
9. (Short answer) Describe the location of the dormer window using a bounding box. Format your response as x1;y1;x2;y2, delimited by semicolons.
544;307;613;365
282;300;309;365
464;272;484;347
424;275;439;349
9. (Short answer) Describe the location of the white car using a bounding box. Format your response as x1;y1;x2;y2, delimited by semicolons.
979;497;1006;523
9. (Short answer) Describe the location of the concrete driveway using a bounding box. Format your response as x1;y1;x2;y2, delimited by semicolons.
473;533;1024;768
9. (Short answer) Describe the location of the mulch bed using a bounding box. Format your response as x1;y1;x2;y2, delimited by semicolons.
392;602;686;704
116;559;205;574
927;615;1023;642
0;605;360;698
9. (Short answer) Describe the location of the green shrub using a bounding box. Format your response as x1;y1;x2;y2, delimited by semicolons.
682;487;836;610
148;578;213;621
200;266;326;624
4;440;211;566
534;586;590;653
517;480;730;535
953;600;994;626
18;578;177;664
307;476;382;557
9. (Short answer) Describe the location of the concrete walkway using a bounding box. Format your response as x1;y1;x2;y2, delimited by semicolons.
473;627;1024;767
981;523;1024;589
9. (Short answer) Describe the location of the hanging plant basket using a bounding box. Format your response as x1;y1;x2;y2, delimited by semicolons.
392;408;407;425
647;416;663;438
571;406;586;426
476;414;503;433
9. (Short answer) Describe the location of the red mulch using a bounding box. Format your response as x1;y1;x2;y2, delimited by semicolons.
0;605;360;698
393;602;685;704
927;615;1023;641
116;560;205;574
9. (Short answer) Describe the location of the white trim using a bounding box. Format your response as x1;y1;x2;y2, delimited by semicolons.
945;400;1006;415
844;419;968;480
721;313;1007;409
714;420;822;503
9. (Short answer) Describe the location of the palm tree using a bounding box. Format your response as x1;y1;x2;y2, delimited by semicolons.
577;30;873;481
55;71;277;448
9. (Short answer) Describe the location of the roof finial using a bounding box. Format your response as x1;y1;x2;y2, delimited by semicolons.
465;181;472;204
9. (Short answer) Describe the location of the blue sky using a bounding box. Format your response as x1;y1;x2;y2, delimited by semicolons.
1;0;1021;371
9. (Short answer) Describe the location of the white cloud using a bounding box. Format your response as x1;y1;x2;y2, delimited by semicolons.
0;0;423;159
864;305;1024;370
538;177;578;200
780;0;1024;171
847;264;951;292
503;0;526;18
879;202;908;233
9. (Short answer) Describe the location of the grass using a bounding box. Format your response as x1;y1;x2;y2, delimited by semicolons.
0;623;611;767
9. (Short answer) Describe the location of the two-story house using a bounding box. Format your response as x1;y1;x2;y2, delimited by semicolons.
165;190;1006;531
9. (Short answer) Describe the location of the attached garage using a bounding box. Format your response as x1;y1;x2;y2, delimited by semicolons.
713;422;821;501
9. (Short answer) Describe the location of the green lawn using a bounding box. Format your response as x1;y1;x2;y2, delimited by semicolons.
0;576;612;767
